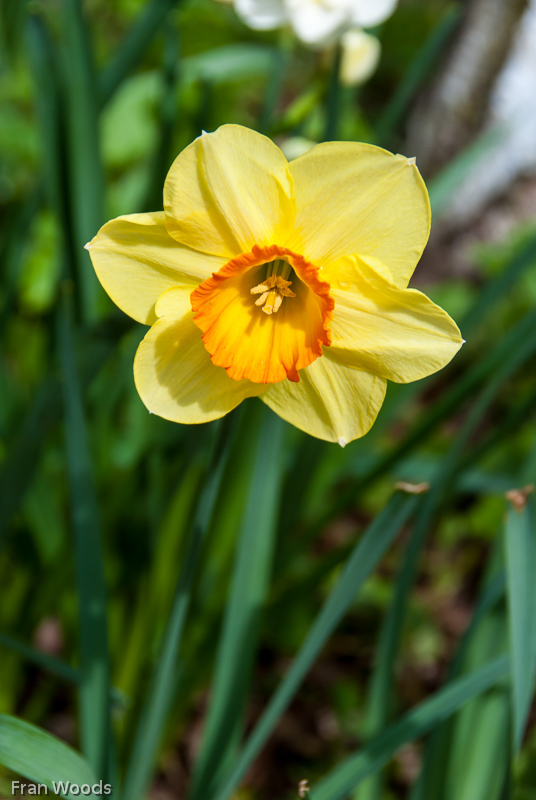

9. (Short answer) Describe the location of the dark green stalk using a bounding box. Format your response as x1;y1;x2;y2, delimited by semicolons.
212;492;419;800
121;413;238;800
58;293;110;779
354;309;536;798
61;0;104;324
98;0;180;107
259;31;292;133
311;657;509;800
189;406;286;800
0;633;129;709
324;44;343;141
376;5;461;147
144;17;181;211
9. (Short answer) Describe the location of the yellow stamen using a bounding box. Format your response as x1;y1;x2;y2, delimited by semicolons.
250;259;296;315
251;283;270;295
255;291;269;306
263;290;277;315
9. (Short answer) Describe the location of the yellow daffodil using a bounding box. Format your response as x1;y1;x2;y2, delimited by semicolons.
86;124;463;445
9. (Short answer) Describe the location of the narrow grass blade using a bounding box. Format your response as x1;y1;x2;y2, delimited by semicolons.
0;328;115;547
259;32;293;133
411;570;506;800
0;632;79;686
143;17;181;210
504;495;536;753
98;0;178;106
0;377;58;548
0;0;30;60
0;633;129;709
323;43;343;142
376;5;461;145
61;0;104;322
460;385;536;477
314;304;536;536
25;11;65;216
190;405;285;800
460;232;536;335
0;186;42;338
0;715;97;800
59;300;110;778
121;413;238;800
351;308;536;797
311;656;509;800
355;516;430;800
212;492;418;800
117;459;203;700
439;563;509;800
428;126;506;218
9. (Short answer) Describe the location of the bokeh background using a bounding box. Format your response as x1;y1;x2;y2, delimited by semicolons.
2;1;536;799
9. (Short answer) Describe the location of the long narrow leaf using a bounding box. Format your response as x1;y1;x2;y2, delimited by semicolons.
504;495;536;753
355;516;429;800
440;569;509;800
190;406;285;800
411;570;506;800
428;126;505;218
0;715;97;800
311;656;509;800
121;413;238;800
376;5;461;144
98;0;179;106
59;300;110;778
353;306;536;797
309;304;536;538
61;0;104;322
0;633;129;708
0;377;58;547
212;492;418;800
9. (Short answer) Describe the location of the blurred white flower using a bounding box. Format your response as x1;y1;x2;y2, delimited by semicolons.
234;0;398;47
279;135;317;160
340;28;381;86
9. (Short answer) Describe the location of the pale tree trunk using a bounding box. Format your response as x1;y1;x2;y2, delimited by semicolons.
407;0;528;177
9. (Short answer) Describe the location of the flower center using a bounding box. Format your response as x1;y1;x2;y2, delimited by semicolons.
250;259;297;315
190;244;334;384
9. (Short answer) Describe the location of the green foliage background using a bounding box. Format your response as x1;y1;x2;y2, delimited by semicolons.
1;1;536;799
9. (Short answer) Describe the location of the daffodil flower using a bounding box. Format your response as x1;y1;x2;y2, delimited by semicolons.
234;0;398;47
86;125;463;445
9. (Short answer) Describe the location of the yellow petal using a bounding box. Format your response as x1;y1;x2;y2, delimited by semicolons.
329;257;463;382
86;212;226;324
261;352;387;444
134;288;265;424
287;142;430;288
164;124;296;258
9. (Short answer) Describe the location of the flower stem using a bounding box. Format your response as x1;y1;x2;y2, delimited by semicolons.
324;43;343;141
259;28;293;133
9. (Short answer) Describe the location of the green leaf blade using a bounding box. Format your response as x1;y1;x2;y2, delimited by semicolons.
504;495;536;753
213;492;418;800
190;404;286;800
312;656;509;800
0;715;97;800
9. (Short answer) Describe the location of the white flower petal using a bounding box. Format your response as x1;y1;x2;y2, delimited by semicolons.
340;29;381;86
286;0;350;46
235;0;287;29
351;0;398;28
